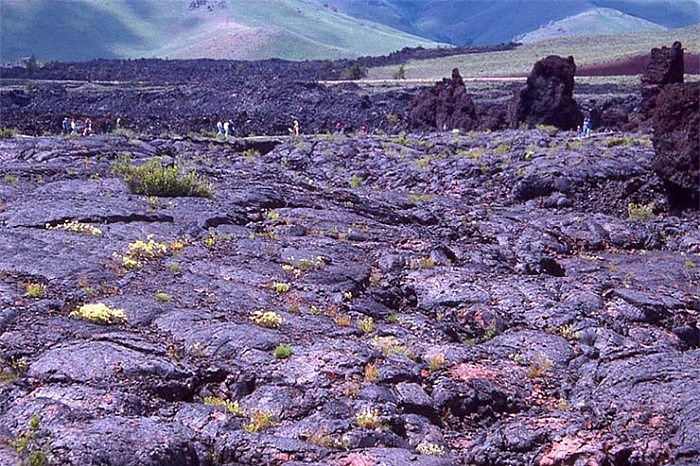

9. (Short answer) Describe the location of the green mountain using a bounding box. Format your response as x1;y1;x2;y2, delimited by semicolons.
0;0;441;63
311;0;699;45
514;7;667;43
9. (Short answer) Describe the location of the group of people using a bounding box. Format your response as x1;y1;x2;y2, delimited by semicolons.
576;108;593;138
61;116;119;136
216;120;234;137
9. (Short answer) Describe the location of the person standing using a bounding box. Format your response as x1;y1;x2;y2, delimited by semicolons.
70;118;77;135
224;120;230;137
62;117;69;135
216;120;223;137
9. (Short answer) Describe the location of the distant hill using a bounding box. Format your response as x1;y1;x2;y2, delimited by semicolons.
311;0;700;45
514;7;667;43
0;0;441;63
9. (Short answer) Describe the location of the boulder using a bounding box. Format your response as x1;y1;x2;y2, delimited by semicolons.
652;82;699;210
509;55;582;130
409;68;478;131
638;41;684;124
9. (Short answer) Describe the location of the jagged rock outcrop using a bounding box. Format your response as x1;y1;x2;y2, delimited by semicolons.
638;41;685;124
509;55;582;130
652;82;699;210
408;68;479;131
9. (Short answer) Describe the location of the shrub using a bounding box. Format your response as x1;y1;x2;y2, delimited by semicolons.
627;202;655;221
45;219;102;236
349;175;363;188
272;282;290;293
113;156;213;198
250;310;283;329
3;174;18;184
340;63;367;80
372;336;413;358
386;113;400;126
274;344;293;359
70;303;126;325
10;414;50;466
364;360;379;382
416;441;445;457
203;396;245;415
243;410;278;433
393;64;406;80
25;283;46;299
427;353;445;373
355;407;381;429
358;317;375;334
0;128;15;139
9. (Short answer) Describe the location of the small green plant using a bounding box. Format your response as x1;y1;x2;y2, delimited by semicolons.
274;344;293;359
386;313;398;324
46;219;102;236
372;336;413;358
243;409;278;433
114;235;169;269
25;283;46;299
535;124;558;134
627;202;655;222
349;175;363;188
203;230;217;247
169;262;182;273
496;142;512;154
0;127;15;139
272;282;290;293
416;441;446;457
3;174;19;184
358;316;375;334
559;323;580;340
685;260;696;268
306;429;349;449
265;210;280;221
386;113;400;126
112;156;213;198
203;396;246;415
250;310;283;329
334;313;352;327
155;292;172;302
70;302;126;325
355;407;381;429
483;327;497;341
10;414;50;466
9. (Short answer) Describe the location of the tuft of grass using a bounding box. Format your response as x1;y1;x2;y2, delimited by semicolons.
386;313;399;324
70;303;126;325
0;128;15;139
427;353;445;373
527;354;554;379
25;283;46;299
155;292;172;302
274;344;293;359
3;174;19;185
112;156;213;198
271;282;291;293
559;323;580;340
372;336;413;359
349;175;363;188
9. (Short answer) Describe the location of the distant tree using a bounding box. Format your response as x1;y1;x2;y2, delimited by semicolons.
393;64;406;80
340;63;367;80
24;54;38;77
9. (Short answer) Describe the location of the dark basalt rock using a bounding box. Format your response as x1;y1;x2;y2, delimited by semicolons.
0;128;698;465
509;55;582;130
652;82;699;210
638;41;685;124
408;68;479;132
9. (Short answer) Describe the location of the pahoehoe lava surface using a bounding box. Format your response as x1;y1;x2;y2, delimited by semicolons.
0;128;698;465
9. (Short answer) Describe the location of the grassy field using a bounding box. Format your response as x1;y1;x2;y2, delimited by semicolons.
367;25;700;80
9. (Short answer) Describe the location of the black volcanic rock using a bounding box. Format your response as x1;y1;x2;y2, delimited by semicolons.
652;82;699;210
638;41;685;124
509;55;582;130
408;68;479;132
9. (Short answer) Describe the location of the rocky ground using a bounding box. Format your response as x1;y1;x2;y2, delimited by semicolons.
0;128;698;465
